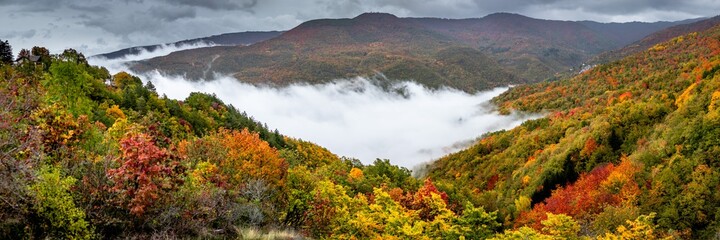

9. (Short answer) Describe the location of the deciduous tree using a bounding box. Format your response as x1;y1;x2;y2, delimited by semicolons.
107;133;183;217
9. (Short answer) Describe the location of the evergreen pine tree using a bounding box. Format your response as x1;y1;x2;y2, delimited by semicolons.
0;40;13;65
145;80;156;93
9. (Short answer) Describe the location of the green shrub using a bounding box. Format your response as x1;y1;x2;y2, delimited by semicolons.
29;166;94;239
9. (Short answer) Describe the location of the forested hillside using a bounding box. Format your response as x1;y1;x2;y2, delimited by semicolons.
429;21;720;239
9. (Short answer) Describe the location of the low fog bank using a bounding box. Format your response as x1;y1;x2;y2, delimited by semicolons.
90;42;216;73
89;46;541;169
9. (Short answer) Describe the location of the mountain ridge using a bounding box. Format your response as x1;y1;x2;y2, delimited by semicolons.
132;12;520;92
578;17;704;47
127;12;700;93
591;15;720;64
95;31;283;60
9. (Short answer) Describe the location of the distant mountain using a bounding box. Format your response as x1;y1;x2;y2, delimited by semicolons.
408;13;701;80
578;18;703;47
133;13;519;92
129;12;699;92
592;16;719;64
94;31;283;59
408;13;617;81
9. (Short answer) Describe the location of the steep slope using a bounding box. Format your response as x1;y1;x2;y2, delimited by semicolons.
428;21;720;238
133;13;519;92
593;15;720;64
95;31;283;60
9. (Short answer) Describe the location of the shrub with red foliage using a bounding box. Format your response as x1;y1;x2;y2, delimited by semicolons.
303;193;336;237
486;174;500;191
516;159;639;229
396;179;451;221
107;133;183;217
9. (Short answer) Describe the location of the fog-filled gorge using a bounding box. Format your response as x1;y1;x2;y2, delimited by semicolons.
90;45;539;169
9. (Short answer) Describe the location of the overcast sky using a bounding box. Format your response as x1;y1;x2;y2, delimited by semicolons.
1;0;718;55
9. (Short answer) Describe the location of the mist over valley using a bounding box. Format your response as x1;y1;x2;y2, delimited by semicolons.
90;45;538;168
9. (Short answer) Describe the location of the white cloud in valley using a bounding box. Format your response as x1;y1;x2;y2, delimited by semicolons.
89;45;539;169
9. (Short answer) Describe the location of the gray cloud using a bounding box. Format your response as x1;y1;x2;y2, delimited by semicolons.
20;29;36;38
165;0;258;11
367;0;718;21
148;5;197;21
79;12;161;37
0;29;36;39
0;0;62;12
68;3;109;13
1;0;719;56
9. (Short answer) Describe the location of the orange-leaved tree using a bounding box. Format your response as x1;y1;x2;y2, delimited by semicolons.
207;128;287;188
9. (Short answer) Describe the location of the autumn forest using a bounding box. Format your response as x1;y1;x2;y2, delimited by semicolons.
2;7;720;240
